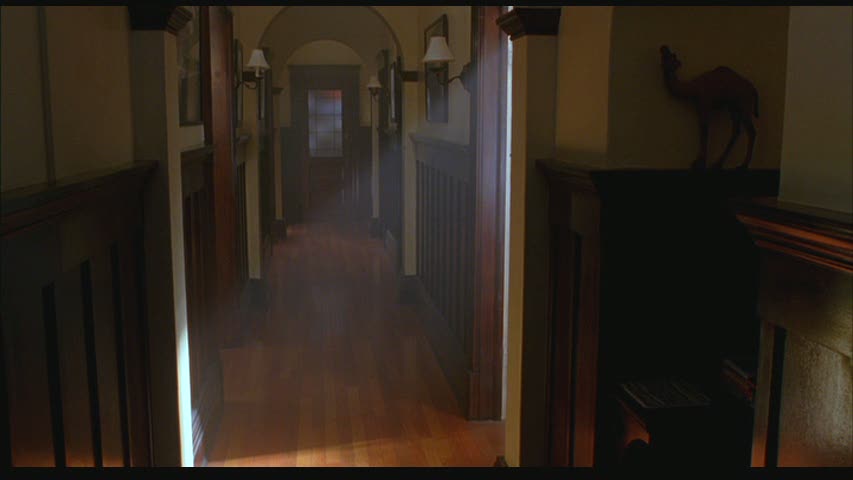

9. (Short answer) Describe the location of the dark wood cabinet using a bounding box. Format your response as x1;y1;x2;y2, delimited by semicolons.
539;160;780;466
735;199;852;467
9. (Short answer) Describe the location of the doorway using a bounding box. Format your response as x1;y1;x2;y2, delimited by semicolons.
289;66;360;222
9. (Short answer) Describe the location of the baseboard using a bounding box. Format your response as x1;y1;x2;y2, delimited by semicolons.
369;217;382;238
272;219;287;241
406;275;471;416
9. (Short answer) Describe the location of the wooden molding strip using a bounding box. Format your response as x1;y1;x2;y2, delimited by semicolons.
128;6;193;35
497;7;561;40
181;144;215;165
735;198;853;273
1;162;156;237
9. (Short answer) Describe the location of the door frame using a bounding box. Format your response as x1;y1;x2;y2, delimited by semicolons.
288;65;361;222
470;5;509;420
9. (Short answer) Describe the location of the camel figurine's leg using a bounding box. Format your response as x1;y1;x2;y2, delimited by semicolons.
712;110;742;169
738;116;756;170
692;114;710;170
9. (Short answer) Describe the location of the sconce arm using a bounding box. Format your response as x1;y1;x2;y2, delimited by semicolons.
237;70;259;90
431;62;475;92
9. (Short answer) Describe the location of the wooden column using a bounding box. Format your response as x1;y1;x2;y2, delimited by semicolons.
470;5;508;421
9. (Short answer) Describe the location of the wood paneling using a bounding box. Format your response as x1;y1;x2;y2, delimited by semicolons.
736;199;852;467
181;145;223;466
235;160;249;286
412;134;475;415
1;162;155;466
539;161;781;466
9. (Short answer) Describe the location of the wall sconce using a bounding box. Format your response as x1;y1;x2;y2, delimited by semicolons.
367;75;382;99
422;36;473;92
237;48;270;90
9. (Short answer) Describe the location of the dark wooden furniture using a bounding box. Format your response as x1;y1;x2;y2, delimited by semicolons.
539;160;780;466
1;162;155;466
735;199;852;467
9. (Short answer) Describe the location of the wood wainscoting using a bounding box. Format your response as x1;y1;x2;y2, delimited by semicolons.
411;133;476;416
538;160;781;466
1;162;156;466
735;199;852;467
180;145;225;466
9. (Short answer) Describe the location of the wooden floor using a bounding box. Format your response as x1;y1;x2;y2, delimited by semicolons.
206;221;504;466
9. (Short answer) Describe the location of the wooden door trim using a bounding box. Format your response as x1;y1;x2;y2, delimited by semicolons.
469;5;508;420
289;65;360;222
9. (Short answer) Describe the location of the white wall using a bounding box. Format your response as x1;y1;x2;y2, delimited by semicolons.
779;7;853;214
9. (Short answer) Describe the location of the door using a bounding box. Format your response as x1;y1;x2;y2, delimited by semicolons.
290;66;360;222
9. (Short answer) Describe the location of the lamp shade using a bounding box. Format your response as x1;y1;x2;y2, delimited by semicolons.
367;75;382;91
422;36;454;64
246;48;270;76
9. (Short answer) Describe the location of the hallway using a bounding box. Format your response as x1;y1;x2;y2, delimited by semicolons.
206;222;503;466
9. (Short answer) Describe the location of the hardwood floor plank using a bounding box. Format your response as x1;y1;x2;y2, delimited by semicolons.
207;221;503;466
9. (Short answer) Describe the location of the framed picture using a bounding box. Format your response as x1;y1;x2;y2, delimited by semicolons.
424;14;448;123
234;39;243;128
177;5;202;125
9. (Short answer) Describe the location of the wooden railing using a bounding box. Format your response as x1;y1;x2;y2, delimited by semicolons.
412;134;476;408
0;162;155;466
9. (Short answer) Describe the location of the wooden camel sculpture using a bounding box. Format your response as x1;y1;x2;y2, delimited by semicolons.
660;45;759;170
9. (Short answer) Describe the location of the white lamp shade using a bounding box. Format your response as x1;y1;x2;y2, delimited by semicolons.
367;75;382;90
246;49;270;70
422;36;454;64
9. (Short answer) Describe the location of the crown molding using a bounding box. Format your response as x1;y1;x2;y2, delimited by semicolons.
128;6;193;35
497;7;561;41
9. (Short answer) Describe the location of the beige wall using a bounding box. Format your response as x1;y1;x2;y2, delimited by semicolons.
415;6;471;145
606;6;789;169
1;6;137;187
45;6;135;178
1;6;49;191
554;7;613;165
779;7;853;214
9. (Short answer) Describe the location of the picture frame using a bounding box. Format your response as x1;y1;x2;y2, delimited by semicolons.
424;14;449;123
234;38;243;128
177;5;202;126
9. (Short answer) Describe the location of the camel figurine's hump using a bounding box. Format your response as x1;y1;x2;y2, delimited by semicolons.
688;66;758;115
